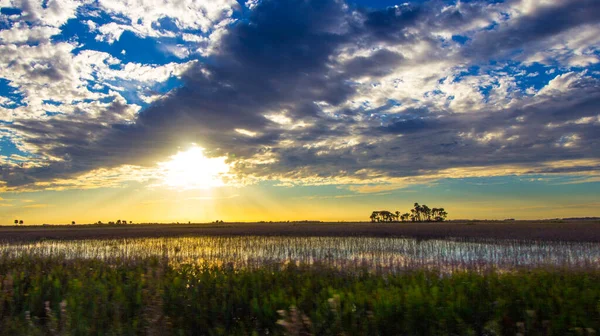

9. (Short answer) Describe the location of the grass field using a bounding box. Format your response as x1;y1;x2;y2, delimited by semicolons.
1;256;599;335
1;221;599;335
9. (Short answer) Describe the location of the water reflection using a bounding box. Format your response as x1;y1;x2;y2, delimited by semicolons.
1;236;598;273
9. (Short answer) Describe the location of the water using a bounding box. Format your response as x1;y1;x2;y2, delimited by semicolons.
1;236;599;273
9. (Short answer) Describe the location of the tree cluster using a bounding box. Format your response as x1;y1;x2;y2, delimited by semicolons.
370;203;448;222
13;219;24;225
96;220;132;225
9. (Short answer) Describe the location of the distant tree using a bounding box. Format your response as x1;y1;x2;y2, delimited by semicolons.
434;208;448;222
369;203;448;224
71;221;76;225
116;220;121;225
122;220;127;225
421;205;431;222
378;210;395;222
414;203;425;222
97;221;103;225
14;219;18;225
412;203;419;222
130;221;133;224
19;220;23;225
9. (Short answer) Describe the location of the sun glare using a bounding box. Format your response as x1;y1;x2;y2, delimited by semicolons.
159;146;230;190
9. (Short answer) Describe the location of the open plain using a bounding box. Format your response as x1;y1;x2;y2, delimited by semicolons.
1;219;600;242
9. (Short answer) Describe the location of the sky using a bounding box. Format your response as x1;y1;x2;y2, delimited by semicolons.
0;0;599;224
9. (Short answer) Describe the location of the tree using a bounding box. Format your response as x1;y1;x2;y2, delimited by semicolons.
378;210;395;222
71;221;76;225
368;203;448;224
434;208;448;222
413;203;422;222
116;220;122;225
122;220;127;225
14;219;18;225
421;204;431;222
19;220;23;225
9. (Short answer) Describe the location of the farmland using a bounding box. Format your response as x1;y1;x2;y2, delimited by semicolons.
1;221;599;335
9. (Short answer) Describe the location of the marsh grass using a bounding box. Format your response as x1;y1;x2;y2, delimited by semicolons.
0;236;599;335
0;255;599;335
1;236;599;273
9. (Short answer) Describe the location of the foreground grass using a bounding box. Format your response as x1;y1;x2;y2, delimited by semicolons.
0;256;599;335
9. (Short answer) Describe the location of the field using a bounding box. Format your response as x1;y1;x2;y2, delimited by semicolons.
2;219;600;242
1;220;600;335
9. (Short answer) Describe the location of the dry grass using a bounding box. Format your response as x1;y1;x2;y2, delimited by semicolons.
1;220;600;242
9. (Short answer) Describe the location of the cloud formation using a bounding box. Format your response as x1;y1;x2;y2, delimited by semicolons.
1;0;600;192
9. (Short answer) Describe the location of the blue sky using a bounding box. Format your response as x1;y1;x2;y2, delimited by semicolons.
1;0;600;222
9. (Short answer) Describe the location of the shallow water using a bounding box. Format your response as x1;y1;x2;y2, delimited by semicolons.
1;236;599;273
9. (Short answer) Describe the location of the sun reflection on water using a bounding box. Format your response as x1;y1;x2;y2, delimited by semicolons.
1;236;599;274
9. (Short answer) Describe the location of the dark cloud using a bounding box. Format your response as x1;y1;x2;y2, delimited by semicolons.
465;0;600;59
360;4;422;43
3;0;600;189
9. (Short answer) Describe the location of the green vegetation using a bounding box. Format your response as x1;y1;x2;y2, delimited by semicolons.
1;236;599;335
0;255;599;335
371;203;448;222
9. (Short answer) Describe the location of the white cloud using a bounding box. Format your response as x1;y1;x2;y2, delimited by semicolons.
2;0;81;27
0;22;60;44
537;72;585;96
95;0;237;37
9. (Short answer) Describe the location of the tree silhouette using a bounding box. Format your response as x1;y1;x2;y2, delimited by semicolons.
421;204;431;222
370;211;398;222
413;203;422;222
370;203;448;223
14;219;18;225
19;220;23;225
71;221;76;225
433;208;448;222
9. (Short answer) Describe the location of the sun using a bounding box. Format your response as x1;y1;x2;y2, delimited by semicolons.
158;145;231;190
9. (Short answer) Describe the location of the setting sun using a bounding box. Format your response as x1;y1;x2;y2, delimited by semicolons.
158;146;230;190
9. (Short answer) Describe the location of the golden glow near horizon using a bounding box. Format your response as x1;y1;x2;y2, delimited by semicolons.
158;146;231;190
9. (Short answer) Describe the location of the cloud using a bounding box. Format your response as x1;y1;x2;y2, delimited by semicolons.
464;0;600;61
90;0;238;56
22;203;51;208
1;0;600;193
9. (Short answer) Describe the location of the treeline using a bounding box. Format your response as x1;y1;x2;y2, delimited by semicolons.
370;203;448;222
95;220;132;225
